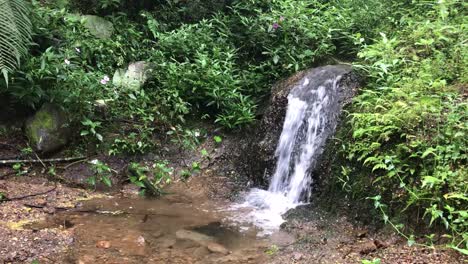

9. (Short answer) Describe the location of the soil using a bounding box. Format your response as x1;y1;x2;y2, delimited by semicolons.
1;131;467;264
273;205;466;264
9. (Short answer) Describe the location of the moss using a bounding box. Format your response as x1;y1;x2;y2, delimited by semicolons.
26;110;54;145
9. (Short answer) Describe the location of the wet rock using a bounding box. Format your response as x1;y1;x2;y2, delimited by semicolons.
175;229;215;244
237;65;360;185
206;242;229;255
176;229;229;255
158;237;176;248
193;246;210;258
83;15;114;39
25;103;71;154
356;240;378;254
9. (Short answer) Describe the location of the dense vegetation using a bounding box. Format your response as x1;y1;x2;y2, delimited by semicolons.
0;0;466;254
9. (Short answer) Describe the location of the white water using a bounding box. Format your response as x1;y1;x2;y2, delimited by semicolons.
230;69;346;235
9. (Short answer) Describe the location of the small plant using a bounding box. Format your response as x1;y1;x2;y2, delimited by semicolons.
0;192;7;202
362;259;381;264
167;125;201;151
20;146;33;156
81;118;103;142
88;159;112;187
12;163;27;176
48;165;56;177
265;245;279;255
213;135;222;144
128;161;172;196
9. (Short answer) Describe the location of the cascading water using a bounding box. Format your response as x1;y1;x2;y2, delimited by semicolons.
230;66;351;235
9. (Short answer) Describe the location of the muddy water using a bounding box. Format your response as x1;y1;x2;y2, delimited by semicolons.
37;191;283;264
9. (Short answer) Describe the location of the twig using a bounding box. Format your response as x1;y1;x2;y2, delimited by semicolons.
1;185;57;202
0;156;87;165
63;157;89;169
33;151;46;168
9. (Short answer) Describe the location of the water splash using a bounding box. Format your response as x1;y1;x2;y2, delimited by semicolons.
231;66;349;235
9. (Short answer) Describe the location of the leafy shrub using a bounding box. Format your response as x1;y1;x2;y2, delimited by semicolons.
337;0;467;251
128;161;172;196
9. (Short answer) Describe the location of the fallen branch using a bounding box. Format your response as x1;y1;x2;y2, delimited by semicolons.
1;185;57;202
0;156;87;165
22;203;180;217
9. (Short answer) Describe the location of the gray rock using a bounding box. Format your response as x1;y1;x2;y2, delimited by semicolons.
25;103;71;154
206;242;229;255
175;229;229;255
112;61;153;90
83;15;114;39
175;229;215;244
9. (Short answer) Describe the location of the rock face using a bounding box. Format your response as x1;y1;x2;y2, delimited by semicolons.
83;15;114;39
25;103;71;154
239;65;360;186
112;61;153;90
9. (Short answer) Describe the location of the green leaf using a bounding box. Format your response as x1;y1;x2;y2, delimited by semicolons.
421;148;436;158
450;246;468;255
213;136;222;143
101;175;112;187
87;176;96;187
273;55;279;64
0;0;32;78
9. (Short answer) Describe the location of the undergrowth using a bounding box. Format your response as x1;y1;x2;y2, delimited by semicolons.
337;0;467;253
0;0;465;253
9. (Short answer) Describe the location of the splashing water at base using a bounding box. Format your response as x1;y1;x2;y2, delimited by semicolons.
230;66;351;235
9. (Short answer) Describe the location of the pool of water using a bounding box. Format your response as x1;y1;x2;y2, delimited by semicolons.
32;190;285;264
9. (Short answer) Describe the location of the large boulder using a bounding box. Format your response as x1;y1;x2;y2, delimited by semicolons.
112;61;153;91
82;15;114;39
238;65;360;186
25;103;71;154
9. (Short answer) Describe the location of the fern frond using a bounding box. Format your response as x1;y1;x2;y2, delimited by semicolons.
0;0;32;84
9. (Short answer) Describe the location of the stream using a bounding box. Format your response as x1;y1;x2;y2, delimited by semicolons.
39;66;348;263
29;187;295;264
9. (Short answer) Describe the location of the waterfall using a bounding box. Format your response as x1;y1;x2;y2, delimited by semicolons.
231;66;349;235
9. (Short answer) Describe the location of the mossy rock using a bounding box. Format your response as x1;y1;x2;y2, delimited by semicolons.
82;15;114;39
25;103;71;154
112;61;153;91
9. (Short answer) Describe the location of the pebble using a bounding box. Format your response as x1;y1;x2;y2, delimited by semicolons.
96;240;111;249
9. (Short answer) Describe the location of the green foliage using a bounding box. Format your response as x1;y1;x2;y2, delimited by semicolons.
128;161;172;196
0;0;32;84
213;136;222;144
1;0;466;253
81;118;103;142
265;244;279;255
0;192;6;202
362;259;381;264
12;162;27;176
337;0;467;251
88;159;112;187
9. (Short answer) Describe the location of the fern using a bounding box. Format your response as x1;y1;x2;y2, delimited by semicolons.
0;0;32;85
